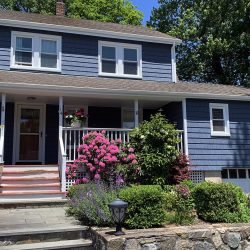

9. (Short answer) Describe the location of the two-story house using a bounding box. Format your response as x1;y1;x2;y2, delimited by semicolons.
0;1;250;201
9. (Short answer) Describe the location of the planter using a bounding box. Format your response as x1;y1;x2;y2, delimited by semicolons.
71;121;82;128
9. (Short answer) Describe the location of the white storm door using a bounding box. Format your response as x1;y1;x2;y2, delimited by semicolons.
16;105;44;162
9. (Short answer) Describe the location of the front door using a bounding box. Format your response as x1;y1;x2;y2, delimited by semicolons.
16;105;44;163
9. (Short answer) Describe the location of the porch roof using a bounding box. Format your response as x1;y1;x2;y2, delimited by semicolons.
0;70;250;101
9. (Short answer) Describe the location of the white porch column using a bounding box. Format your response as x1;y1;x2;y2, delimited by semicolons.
59;96;64;138
0;93;6;164
58;96;66;193
182;99;189;155
134;100;139;127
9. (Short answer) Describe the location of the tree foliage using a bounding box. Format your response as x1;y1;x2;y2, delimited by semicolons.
148;0;250;86
0;0;143;25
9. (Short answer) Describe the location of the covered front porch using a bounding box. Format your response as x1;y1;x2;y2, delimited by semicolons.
0;92;186;197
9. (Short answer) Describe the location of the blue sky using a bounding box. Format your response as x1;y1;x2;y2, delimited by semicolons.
130;0;159;24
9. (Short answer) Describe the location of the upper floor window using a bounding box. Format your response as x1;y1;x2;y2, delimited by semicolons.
209;103;230;136
11;31;61;72
98;41;142;78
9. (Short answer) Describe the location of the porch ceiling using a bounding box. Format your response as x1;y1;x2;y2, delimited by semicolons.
5;93;170;109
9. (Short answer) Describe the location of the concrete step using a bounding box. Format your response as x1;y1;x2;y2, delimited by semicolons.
0;191;65;200
2;166;59;172
0;225;89;245
0;239;93;250
0;199;67;209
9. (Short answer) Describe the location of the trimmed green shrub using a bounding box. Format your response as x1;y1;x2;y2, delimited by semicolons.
192;181;250;223
119;185;166;229
67;182;118;226
163;184;196;225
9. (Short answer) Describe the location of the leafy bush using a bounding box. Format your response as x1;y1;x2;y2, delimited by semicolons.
67;182;118;226
119;185;166;229
66;131;137;184
192;182;250;223
163;184;195;225
170;154;191;184
130;113;181;185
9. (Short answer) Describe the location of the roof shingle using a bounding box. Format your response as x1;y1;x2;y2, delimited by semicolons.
0;10;179;42
0;70;249;99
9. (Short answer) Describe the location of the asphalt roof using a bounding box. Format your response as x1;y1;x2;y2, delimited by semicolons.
0;10;180;42
1;70;249;99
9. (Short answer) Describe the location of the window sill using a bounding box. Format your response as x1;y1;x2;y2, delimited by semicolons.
10;65;61;73
211;132;231;137
98;73;142;79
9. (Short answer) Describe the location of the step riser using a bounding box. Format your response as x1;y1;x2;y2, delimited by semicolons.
0;194;65;200
0;186;60;192
1;180;59;185
0;230;89;245
2;168;59;172
2;172;59;178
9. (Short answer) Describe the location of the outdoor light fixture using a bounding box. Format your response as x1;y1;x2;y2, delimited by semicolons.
158;108;163;113
108;198;128;236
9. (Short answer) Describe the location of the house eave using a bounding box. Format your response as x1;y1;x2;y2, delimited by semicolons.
0;81;249;102
0;19;182;45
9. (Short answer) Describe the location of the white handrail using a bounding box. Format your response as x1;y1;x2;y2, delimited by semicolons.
59;136;67;193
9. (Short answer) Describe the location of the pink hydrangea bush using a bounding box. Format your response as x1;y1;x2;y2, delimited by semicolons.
66;131;138;185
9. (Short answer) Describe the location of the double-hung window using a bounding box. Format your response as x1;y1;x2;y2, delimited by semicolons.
11;31;61;72
209;103;230;136
99;41;142;78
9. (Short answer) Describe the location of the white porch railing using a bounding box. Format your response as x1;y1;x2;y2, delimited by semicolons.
62;127;132;163
59;127;184;191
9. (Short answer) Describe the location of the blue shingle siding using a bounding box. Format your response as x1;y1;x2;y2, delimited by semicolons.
187;99;250;170
0;26;173;82
3;103;14;164
0;26;11;71
45;105;59;164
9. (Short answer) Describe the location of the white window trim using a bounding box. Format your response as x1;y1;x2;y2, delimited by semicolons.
11;31;62;72
209;103;230;137
98;41;142;79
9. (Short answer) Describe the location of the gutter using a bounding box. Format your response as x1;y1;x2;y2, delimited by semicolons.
0;19;182;45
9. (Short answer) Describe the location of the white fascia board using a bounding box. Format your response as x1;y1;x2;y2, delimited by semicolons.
0;19;182;45
0;81;250;102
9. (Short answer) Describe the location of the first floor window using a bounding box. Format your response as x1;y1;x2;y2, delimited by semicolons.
15;37;32;66
209;103;230;136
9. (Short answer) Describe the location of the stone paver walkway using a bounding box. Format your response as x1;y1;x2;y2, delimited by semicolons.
0;207;80;233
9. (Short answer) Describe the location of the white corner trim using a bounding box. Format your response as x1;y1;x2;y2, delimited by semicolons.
171;43;177;83
182;99;189;155
98;41;142;78
11;31;62;72
0;19;182;46
209;103;230;137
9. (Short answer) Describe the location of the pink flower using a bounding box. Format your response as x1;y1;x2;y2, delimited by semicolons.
94;173;101;180
82;177;89;183
128;148;134;153
132;159;138;165
99;162;105;168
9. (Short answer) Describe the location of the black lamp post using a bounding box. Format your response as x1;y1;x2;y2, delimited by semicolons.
108;198;128;236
